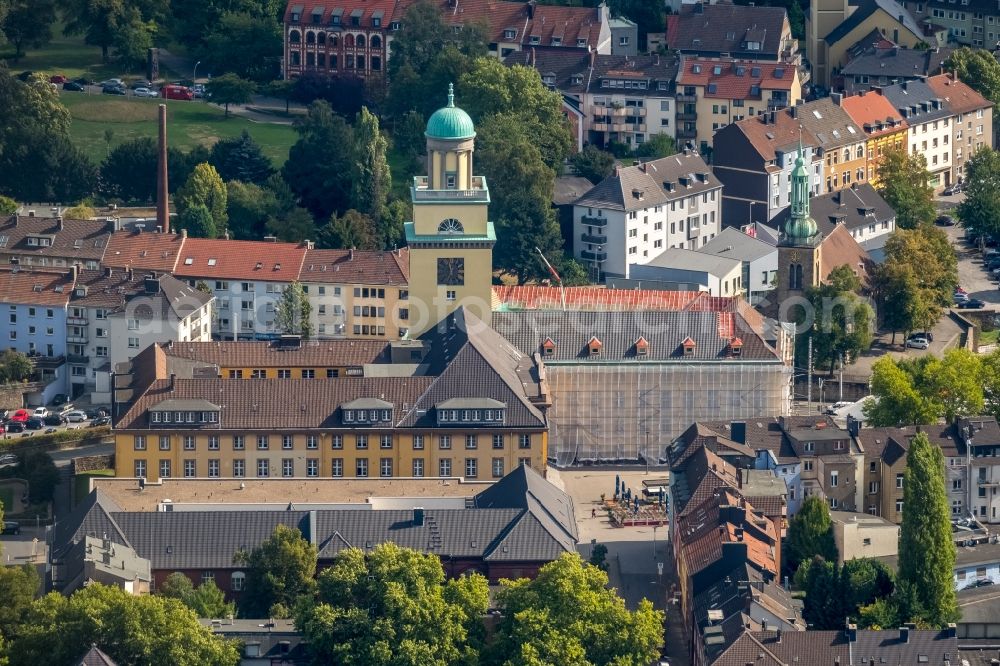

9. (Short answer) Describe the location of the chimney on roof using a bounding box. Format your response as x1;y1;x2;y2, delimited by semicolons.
789;105;797;118
899;626;910;643
69;265;77;283
527;0;536;18
831;92;843;105
169;373;176;389
413;507;425;526
181;228;187;239
776;629;782;643
57;215;64;231
731;421;746;444
589;47;596;69
846;622;857;642
349;248;355;261
530;47;536;66
736;467;743;489
156;104;170;234
105;267;114;278
223;229;230;240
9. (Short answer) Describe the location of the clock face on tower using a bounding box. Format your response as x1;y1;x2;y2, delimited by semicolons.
437;258;465;286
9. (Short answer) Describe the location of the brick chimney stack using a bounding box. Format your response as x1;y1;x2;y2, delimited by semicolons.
156;104;170;234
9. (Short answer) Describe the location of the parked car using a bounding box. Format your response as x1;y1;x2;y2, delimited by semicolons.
90;416;111;427
905;336;930;350
9;409;30;422
825;401;852;415
935;215;956;226
51;393;67;406
64;410;87;423
5;422;24;433
192;83;206;98
2;521;20;535
102;84;126;96
971;578;995;588
959;298;988;309
160;84;193;100
85;408;108;419
99;78;124;87
43;414;63;426
0;454;17;465
15;71;32;81
49;74;68;84
25;418;43;430
943;183;963;196
31;407;48;418
129;79;152;89
72;76;95;86
132;87;159;98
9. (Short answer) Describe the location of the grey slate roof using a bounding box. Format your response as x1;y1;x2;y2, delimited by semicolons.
492;310;780;362
76;646;119;666
824;0;923;45
699;227;777;263
790;98;866;150
0;215;112;262
880;78;952;124
840;45;951;81
643;247;742;276
770;183;895;236
55;465;578;569
504;50;679;99
573;150;720;212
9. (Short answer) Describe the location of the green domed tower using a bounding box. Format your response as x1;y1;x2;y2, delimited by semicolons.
775;139;822;313
783;143;819;245
406;84;495;335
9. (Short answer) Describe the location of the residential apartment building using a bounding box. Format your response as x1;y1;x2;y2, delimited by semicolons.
882;78;955;190
67;269;213;399
926;72;995;177
571;150;722;278
699;227;779;305
902;0;1000;47
712;111;823;226
0;268;75;401
806;0;935;87
790;96;869;194
506;50;679;150
836;43;952;94
838;88;909;185
0;213;111;269
628;248;744;297
112;307;550;483
958;417;1000;523
282;0;610;81
675;57;801;153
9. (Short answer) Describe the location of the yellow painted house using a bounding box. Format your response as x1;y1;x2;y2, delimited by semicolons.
839;90;909;186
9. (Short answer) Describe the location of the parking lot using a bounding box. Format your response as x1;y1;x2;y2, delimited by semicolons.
944;224;1000;305
2;405;109;441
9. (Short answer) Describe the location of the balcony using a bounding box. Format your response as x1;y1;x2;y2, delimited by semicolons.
607;105;646;118
580;215;607;228
28;354;65;369
581;233;607;244
67;335;88;344
411;176;490;203
768;98;790;110
677;127;698;139
67;354;89;365
67;316;88;326
580;250;607;261
677;111;697;121
676;93;697;103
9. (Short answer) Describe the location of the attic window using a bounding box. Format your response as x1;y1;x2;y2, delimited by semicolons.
504;28;516;39
713;65;722;75
552;36;561;45
774;68;785;78
542;337;556;356
207;258;217;266
273;263;281;271
635;337;649;356
632;188;644;200
692;64;702;74
681;336;696;356
576;37;586;46
729;337;743;357
751;67;761;77
184;257;193;265
529;34;540;44
255;262;263;269
707;83;717;94
588;336;602;356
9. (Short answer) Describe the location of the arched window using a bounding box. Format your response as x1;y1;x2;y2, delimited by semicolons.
331;34;339;47
789;263;803;290
317;31;326;45
289;30;301;44
371;35;382;48
357;34;366;47
306;30;316;44
231;571;246;592
344;33;354;47
438;218;464;234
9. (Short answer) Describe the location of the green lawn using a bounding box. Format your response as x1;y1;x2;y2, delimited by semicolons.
73;469;115;507
981;329;999;346
0;486;13;514
61;93;297;166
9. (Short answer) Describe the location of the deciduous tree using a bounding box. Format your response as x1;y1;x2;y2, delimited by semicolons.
487;553;663;666
202;11;282;83
897;432;959;626
635;133;677;159
569;145;615;185
61;0;124;62
9;584;239;666
282;101;354;221
0;564;39;640
206;73;256;117
0;196;16;215
794;265;874;372
875;146;936;229
176;163;228;231
944;48;1000;106
316;210;378;250
236;524;317;617
2;0;56;59
956;147;1000;241
0;349;33;383
296;543;488;665
864;356;937;426
112;6;155;73
786;495;837;573
100;137;158;202
351;107;390;224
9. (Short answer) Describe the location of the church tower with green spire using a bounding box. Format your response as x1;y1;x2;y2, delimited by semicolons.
775;140;823;314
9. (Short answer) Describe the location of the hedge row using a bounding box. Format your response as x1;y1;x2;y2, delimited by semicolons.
0;426;112;453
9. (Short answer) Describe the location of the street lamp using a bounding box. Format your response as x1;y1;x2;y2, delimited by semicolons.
193;61;202;84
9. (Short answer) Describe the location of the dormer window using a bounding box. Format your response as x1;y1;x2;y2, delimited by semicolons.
635;337;649;356
572;74;583;85
542;337;556;356
341;399;394;425
681;336;696;356
504;29;516;39
588;336;602;356
530;34;540;44
729;337;743;357
436;399;505;426
552;36;561;45
576;37;586;46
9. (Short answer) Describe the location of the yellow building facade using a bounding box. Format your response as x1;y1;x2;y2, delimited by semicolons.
406;85;495;336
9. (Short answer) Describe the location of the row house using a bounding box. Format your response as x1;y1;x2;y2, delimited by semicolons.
712;110;823;226
53;464;577;597
0;267;75;402
903;0;1000;47
926;72;995;175
882;78;955;190
837;88;909;185
789;95;869;194
112;307;550;483
836;42;952;95
958;417;1000;523
506;49;679;151
676;57;801;153
0;213;112;270
282;0;610;82
571;149;722;279
67;269;213;400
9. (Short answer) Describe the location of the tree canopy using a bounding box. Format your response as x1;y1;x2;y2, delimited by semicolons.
897;432;959;626
208;131;273;185
206;73;256;117
798;556;895;629
786;495;838;574
957;148;1000;241
793;265;874;372
275;282;312;338
875;147;936;229
944;48;1000;106
158;572;235;619
2;0;56;58
570;146;615;185
201;10;282;83
176;163;228;233
865;349;985;425
351;107;391;227
296;543;488;666
282;101;355;221
236;524;317;617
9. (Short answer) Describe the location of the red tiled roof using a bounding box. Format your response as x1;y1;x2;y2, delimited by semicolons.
926;73;993;114
492;286;750;312
299;248;409;285
162;339;391;368
284;0;397;28
173;238;308;282
103;230;185;272
733;111;820;161
677;58;796;99
0;268;75;306
839;90;908;137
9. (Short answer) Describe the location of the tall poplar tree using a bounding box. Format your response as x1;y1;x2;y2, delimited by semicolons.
897;432;959;626
351;107;391;226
